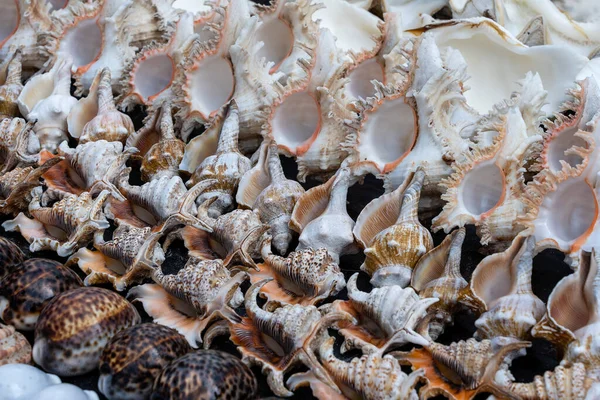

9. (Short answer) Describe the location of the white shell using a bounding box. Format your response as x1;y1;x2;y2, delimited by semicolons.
0;364;61;400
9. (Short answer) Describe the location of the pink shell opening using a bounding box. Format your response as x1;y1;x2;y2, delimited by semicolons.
347;58;384;100
59;18;103;71
460;162;504;216
134;54;175;101
546;126;587;171
272;91;320;155
188;55;235;119
546;179;596;243
256;18;293;73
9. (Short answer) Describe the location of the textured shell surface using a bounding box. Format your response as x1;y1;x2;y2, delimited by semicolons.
2;189;110;257
98;323;192;400
0;50;24;119
0;324;31;366
150;350;258;400
0;117;40;173
0;258;82;331
0;237;25;280
358;169;433;287
0;364;61;400
32;287;141;376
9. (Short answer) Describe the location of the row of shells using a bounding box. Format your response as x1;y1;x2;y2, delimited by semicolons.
1;0;600;399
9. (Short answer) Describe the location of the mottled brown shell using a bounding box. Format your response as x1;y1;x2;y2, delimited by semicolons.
99;323;192;400
0;258;82;331
151;350;258;400
0;323;31;366
33;287;141;376
0;237;25;280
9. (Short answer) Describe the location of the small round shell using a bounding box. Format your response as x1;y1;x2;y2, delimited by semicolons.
0;258;83;331
0;324;31;366
151;350;258;400
33;287;141;376
99;323;192;400
0;364;61;400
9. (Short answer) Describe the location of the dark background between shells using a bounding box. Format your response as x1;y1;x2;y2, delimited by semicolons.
0;4;576;396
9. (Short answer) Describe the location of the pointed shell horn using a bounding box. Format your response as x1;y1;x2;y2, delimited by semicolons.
346;273;369;304
244;278;274;323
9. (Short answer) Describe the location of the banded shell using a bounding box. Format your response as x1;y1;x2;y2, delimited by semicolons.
226;279;349;397
16;57;78;153
125;102;184;182
0;324;31;366
0;237;25;281
0;50;24;119
68;221;165;291
322;273;436;355
290;166;358;263
355;168;433;287
411;227;468;340
129;253;245;347
288;337;423;400
98;323;192;400
249;237;345;306
397;337;530;400
0;364;61;400
181;102;251;218
0;258;82;331
33;287;141;376
0;118;40;173
462;235;545;340
151;350;258;400
67;68;134;144
2;189;110;257
237;140;305;255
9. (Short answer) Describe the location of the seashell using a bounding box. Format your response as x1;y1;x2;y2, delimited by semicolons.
0;258;82;331
33;287;141;376
29;383;99;400
0;237;25;281
411;227;469;340
0;118;40;173
181;102;251;218
519;78;600;266
462;235;545;340
249;235;345;306
172;0;250;132
226;279;351;397
67;68;135;144
376;0;446;30
288;336;424;400
432;74;546;244
290;166;358;263
125;102;185;182
495;362;598;400
151;350;258;400
117;173;213;233
68;220;165;291
129;246;246;347
16;57;78;153
98;323;192;400
0;157;62;217
533;249;600;370
41;140;135;202
355;168;433;287
0;364;61;400
396;337;530;400
495;0;600;57
2;189;111;257
0;324;31;366
322;273;436;355
237;140;305;254
0;50;24;119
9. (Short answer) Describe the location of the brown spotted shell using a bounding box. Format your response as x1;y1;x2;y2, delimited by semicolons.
0;323;31;366
0;237;25;280
0;258;82;331
99;323;192;400
33;287;141;376
151;350;258;400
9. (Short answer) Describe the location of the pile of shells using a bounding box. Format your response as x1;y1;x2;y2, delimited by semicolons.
1;0;600;399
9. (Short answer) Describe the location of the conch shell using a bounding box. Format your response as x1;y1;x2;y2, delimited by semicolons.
0;49;24;119
0;118;40;173
322;273;436;355
355;168;433;287
237;140;305;254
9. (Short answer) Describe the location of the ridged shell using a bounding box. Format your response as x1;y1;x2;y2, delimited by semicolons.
2;189;110;257
0;237;25;281
0;258;82;331
0;323;31;366
0;117;40;172
33;287;141;376
98;323;192;400
411;227;468;340
0;50;24;119
358;169;433;287
151;350;258;400
323;273;436;355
